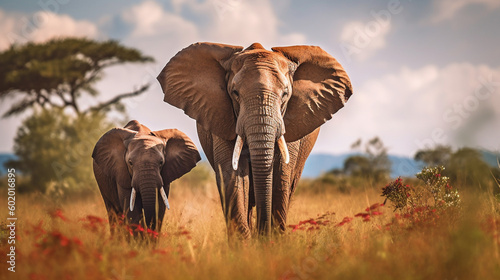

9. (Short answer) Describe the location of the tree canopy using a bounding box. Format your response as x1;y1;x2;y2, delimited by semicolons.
8;108;114;194
414;146;500;191
342;137;392;181
0;38;154;117
414;145;452;167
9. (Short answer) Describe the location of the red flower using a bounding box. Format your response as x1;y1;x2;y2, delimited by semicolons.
134;225;145;232
365;203;382;212
336;216;353;227
94;252;103;261
72;237;83;246
147;228;159;238
288;224;300;232
128;250;139;258
152;249;169;255
355;212;370;218
50;209;68;221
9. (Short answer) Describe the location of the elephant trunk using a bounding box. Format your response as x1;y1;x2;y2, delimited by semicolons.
247;130;275;236
244;95;287;235
136;171;162;231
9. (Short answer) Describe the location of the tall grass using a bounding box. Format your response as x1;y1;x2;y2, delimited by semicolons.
1;176;499;280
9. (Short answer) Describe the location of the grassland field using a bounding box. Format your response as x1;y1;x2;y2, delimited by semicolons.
1;167;499;280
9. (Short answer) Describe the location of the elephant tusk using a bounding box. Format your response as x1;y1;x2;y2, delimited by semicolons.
278;135;290;164
232;135;244;170
160;187;170;210
130;188;136;211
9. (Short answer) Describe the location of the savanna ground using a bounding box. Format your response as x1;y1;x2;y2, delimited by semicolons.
1;165;500;280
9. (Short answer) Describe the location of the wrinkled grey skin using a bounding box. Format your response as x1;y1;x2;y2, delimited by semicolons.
158;43;353;238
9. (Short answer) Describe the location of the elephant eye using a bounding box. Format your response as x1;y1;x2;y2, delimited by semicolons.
232;90;239;98
128;160;133;166
282;89;289;98
159;159;164;165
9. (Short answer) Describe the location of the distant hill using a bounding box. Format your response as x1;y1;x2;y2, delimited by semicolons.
301;153;422;178
0;153;17;176
302;150;500;179
481;150;500;167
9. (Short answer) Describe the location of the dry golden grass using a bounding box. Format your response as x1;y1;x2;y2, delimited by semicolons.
1;176;500;280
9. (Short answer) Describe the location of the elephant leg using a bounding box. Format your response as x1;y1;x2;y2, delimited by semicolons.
103;200;121;235
271;140;301;233
247;181;255;232
211;134;252;239
156;185;170;233
288;128;320;201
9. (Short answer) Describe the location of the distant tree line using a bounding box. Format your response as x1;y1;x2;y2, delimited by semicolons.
310;139;499;195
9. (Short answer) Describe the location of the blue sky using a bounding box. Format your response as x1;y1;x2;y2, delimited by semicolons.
1;0;499;157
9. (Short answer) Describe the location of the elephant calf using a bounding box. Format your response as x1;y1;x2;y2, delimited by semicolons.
92;120;201;234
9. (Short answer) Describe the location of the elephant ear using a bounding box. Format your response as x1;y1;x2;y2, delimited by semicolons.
153;129;201;184
272;46;353;142
157;42;244;141
92;127;137;189
124;120;152;135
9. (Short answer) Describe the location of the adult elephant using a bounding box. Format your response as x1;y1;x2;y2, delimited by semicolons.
157;42;353;238
92;120;201;234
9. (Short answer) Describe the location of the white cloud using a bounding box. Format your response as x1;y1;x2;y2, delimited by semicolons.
314;63;500;156
122;0;198;39
107;0;307;153
121;0;305;50
201;0;306;47
339;19;391;62
0;9;98;51
430;0;500;23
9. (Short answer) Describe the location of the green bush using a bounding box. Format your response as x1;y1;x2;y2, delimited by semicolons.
382;166;461;212
6;108;114;195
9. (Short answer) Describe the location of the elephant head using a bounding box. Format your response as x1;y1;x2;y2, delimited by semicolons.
92;120;201;231
158;43;352;235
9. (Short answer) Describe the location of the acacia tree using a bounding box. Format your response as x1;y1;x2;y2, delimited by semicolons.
1;38;153;194
343;137;391;181
0;38;154;117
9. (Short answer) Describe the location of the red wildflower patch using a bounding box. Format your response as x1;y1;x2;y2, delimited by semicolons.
288;224;301;232
94;252;103;261
31;221;46;239
152;249;170;255
50;209;68;221
355;213;370;218
128;250;139;258
72;237;83;246
50;231;70;247
337;216;353;227
174;229;192;240
147;228;159;238
354;203;384;222
289;214;333;232
80;215;107;232
365;203;383;212
133;224;145;232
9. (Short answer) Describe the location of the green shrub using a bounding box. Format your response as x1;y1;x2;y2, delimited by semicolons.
6;108;114;196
